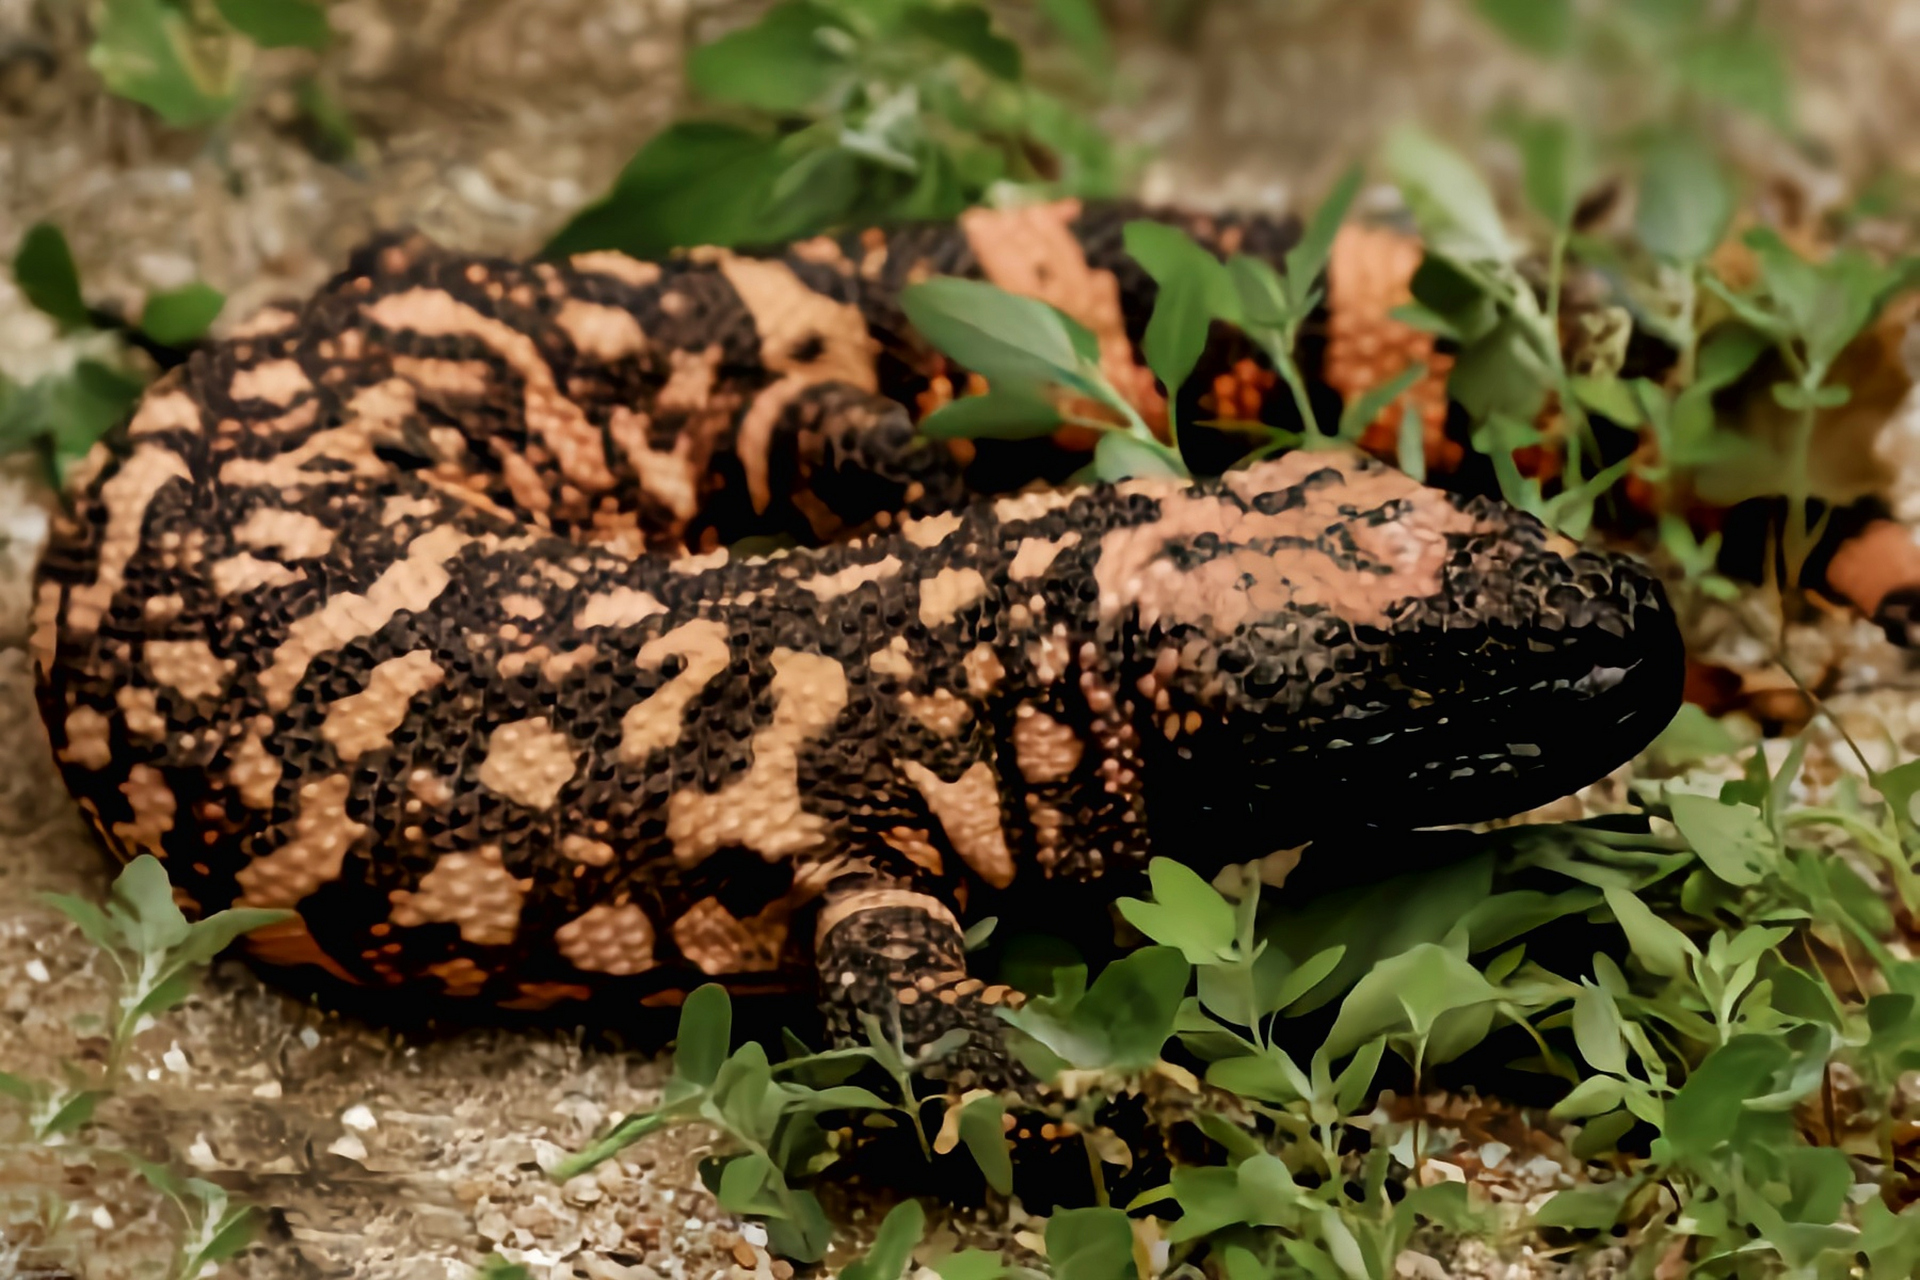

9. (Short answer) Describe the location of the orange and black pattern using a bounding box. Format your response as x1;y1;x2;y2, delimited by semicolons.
31;201;1683;1088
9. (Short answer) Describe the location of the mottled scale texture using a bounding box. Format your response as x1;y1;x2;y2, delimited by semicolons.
31;199;1685;1088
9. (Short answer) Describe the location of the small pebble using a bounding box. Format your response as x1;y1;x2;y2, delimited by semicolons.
341;1104;378;1131
25;959;49;982
328;1133;368;1161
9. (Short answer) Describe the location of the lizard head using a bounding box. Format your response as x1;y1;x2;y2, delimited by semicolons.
1094;450;1686;847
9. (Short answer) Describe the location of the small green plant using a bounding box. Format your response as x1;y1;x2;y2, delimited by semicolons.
546;0;1122;257
86;0;345;139
472;1254;533;1280
551;983;1013;1262
0;856;288;1279
3;222;223;488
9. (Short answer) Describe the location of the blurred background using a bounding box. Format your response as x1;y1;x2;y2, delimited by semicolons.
5;0;1920;363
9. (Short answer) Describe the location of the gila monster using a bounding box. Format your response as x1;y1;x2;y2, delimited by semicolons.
29;199;1685;1090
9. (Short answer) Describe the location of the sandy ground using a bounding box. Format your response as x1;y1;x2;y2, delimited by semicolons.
7;1;1920;1276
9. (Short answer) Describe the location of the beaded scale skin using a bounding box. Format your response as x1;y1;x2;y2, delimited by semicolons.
30;199;1685;1091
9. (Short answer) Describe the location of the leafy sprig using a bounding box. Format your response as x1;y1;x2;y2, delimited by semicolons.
4;223;226;488
546;0;1120;258
1;856;286;1278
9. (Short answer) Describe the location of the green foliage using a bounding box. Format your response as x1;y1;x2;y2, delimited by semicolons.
546;0;1121;257
4;222;224;487
550;983;1013;1263
88;0;333;127
840;1199;927;1280
896;166;1374;481
14;223;90;331
1;857;284;1277
899;274;1183;478
139;283;226;348
117;1154;267;1280
42;855;290;1074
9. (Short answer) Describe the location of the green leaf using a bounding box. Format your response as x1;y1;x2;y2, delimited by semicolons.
1569;375;1643;426
1227;253;1292;330
902;4;1022;80
42;892;122;955
1270;944;1347;1015
715;1150;776;1216
919;387;1064;441
1451;320;1552;423
1514;115;1582;227
1037;0;1111;70
1473;0;1573;55
901;277;1091;394
1115;858;1238;965
841;1199;926;1280
88;0;241;126
1644;703;1740;771
764;1187;832;1263
18;361;149;485
1323;942;1499;1063
1204;1050;1308;1104
127;970;200;1024
1768;380;1849;411
294;77;358;163
171;907;291;970
1570;981;1629;1077
41;1086;103;1138
1335;362;1425;442
1695;323;1771;390
182;1200;263;1271
213;0;332;49
1636;132;1734;263
544;123;798;258
112;855;191;956
1125;221;1236;397
140;282;225;347
1678;25;1790;129
474;1255;533;1280
1550;1074;1628;1120
1001;946;1187;1072
1046;1207;1136;1280
686;1;851;113
1569;1108;1637;1161
0;1070;38;1103
957;1095;1012;1195
13;223;89;330
1091;431;1184;482
1383;126;1511;265
1602;886;1697;979
1332;1037;1388;1116
1532;1178;1638;1230
1284;165;1364;307
1662;1035;1790;1161
1396;400;1427;483
674;984;732;1087
1669;794;1777;887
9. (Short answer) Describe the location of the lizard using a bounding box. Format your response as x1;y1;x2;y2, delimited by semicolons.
29;198;1686;1097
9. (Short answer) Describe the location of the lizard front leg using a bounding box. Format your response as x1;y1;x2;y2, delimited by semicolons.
813;871;1026;1093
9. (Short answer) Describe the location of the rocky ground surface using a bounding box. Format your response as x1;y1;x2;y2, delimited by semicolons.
6;1;1920;1276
